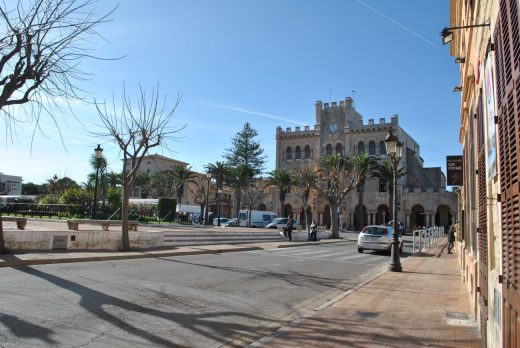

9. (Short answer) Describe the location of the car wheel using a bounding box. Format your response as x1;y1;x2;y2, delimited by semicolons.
358;246;363;253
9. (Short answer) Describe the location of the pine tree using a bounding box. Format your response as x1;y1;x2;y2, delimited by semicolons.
224;122;267;175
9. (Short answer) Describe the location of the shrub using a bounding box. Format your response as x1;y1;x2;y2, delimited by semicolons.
158;198;176;222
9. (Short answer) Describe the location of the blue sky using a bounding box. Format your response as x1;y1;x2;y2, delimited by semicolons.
2;0;460;185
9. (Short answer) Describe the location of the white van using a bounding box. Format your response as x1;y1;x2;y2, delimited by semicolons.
238;210;277;227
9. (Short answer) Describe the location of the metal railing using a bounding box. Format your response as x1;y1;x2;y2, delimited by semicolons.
411;226;445;254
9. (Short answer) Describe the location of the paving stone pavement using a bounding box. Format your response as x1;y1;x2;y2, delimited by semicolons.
250;238;481;348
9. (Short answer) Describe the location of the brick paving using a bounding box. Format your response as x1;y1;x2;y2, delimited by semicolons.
253;239;481;348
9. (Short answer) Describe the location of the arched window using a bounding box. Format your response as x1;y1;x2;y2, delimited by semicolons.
358;142;365;154
295;146;301;159
336;143;343;155
286;146;293;160
325;144;333;155
368;141;376;155
304;145;311;159
380;141;386;155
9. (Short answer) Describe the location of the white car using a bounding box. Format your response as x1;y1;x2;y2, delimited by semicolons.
213;218;229;226
357;225;403;254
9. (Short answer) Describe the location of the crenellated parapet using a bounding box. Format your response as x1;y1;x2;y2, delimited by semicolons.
276;125;318;139
350;114;399;132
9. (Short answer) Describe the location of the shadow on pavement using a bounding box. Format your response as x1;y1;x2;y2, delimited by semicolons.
15;267;279;347
157;257;355;290
0;313;58;345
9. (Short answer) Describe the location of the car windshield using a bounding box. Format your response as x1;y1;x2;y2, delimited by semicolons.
362;226;388;235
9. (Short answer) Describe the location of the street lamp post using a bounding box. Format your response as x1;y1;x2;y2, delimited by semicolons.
90;144;103;220
205;172;211;225
384;130;403;272
216;187;222;226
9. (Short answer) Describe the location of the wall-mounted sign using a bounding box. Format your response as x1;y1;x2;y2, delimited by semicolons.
447;156;463;186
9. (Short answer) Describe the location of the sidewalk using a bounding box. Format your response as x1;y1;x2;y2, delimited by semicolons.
252;237;480;348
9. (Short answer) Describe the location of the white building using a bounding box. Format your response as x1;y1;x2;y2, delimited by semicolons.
0;173;23;195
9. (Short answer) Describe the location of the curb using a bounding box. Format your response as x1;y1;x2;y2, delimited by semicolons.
0;239;354;268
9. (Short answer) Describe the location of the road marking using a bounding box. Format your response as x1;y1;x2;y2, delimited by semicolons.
336;253;369;261
247;250;381;265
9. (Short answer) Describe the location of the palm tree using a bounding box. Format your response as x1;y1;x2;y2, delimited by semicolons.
350;153;378;230
206;161;230;226
374;160;406;222
266;168;292;218
171;165;196;206
290;166;318;231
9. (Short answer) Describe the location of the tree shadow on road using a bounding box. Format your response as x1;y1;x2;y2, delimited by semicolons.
0;313;58;345
156;257;357;290
15;267;281;347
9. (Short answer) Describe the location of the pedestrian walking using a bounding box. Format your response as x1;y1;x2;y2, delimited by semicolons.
309;219;318;242
286;216;294;241
448;225;455;254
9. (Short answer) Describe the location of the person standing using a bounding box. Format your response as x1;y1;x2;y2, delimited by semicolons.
448;225;455;254
310;219;318;242
286;216;294;241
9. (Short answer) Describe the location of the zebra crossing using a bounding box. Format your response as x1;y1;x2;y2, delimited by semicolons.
246;243;399;265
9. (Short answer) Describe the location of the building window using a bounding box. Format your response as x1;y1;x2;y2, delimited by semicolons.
379;178;387;192
358;142;365;154
326;144;333;155
380;141;386;155
286;146;292;160
304;145;311;159
336;143;343;155
295;146;301;159
368;141;376;155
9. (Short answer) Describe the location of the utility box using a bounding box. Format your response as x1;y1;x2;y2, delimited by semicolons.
52;235;68;250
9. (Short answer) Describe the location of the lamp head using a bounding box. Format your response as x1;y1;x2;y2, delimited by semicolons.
455;57;465;64
95;144;103;158
441;27;453;45
206;172;212;179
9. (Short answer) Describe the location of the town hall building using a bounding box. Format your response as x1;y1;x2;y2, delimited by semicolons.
274;97;457;230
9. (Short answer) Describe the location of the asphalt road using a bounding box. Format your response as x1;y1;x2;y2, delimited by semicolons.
0;239;410;347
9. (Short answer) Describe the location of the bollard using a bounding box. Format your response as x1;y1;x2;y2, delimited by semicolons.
412;230;416;254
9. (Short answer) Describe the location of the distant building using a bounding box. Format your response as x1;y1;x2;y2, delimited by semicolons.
0;173;22;195
274;98;457;229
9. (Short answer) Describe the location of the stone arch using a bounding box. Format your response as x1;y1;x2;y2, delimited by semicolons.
358;141;365;154
335;143;343;155
304;145;311;159
380;141;386;155
295;146;301;159
376;204;390;224
286;146;292;160
283;204;293;218
354;204;368;229
410;204;426;228
368;141;376;155
325;144;333;155
257;203;267;211
435;204;452;229
322;204;331;229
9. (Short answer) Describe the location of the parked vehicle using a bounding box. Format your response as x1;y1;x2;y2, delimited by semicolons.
237;210;277;227
265;218;298;229
213;218;229;226
223;218;238;227
357;225;403;254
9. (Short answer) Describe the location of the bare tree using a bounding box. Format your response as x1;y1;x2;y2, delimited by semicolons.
0;0;116;132
188;174;214;223
243;178;265;227
0;0;115;254
315;155;359;238
95;85;182;251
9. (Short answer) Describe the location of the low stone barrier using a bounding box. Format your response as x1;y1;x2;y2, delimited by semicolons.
3;230;163;251
2;217;27;230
